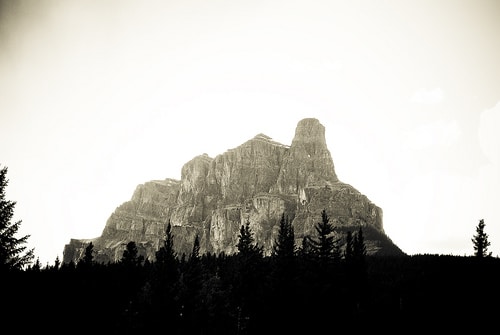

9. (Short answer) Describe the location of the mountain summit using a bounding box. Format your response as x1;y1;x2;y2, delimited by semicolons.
63;118;403;263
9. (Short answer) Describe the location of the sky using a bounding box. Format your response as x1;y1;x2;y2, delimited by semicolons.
1;0;499;266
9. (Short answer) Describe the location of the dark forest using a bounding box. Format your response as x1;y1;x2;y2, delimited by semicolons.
2;166;500;333
4;218;500;334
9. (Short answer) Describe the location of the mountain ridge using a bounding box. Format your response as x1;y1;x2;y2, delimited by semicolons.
63;118;404;264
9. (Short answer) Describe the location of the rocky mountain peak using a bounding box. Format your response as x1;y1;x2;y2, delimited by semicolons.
272;118;338;194
291;117;327;147
63;118;403;264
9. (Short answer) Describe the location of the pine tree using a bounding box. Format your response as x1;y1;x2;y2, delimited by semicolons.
155;220;177;267
122;241;140;267
347;226;368;313
309;209;341;264
353;226;367;262
154;220;179;289
0;165;34;272
472;219;492;258
344;230;354;261
180;234;203;334
270;213;297;332
235;218;263;326
237;218;263;257
53;255;61;271
190;234;200;262
30;257;41;272
150;220;180;331
270;212;297;283
80;241;94;267
298;235;313;258
272;213;295;260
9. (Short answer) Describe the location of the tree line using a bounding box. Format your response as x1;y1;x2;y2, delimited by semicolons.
2;164;499;333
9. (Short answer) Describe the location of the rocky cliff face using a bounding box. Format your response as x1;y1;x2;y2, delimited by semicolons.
63;118;403;264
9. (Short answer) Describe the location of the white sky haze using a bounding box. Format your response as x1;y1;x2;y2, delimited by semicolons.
1;0;499;265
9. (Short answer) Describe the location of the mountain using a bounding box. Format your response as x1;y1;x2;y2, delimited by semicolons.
63;118;404;264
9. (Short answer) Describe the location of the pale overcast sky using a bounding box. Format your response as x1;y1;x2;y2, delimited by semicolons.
1;0;499;265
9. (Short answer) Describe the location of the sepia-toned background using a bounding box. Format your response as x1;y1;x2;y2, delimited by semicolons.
1;0;499;265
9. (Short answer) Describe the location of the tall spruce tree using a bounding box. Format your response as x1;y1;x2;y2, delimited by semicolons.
79;241;94;268
344;230;354;261
237;218;262;257
156;220;177;266
235;218;263;327
272;213;295;260
180;234;203;334
309;209;341;264
150;220;180;331
0;165;34;271
121;241;141;267
271;212;296;283
298;234;313;258
353;226;367;262
472;219;492;258
269;213;297;332
190;234;200;262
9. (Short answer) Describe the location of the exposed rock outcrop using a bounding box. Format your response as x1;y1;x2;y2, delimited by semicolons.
63;118;403;264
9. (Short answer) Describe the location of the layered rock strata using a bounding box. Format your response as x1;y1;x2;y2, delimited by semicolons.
63;118;402;264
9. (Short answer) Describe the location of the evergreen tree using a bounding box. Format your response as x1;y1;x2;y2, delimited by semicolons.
344;230;354;261
237;218;262;256
346;226;368;316
180;234;203;334
150;220;180;331
122;241;141;267
80;242;94;268
235;218;263;330
353;226;367;262
472;219;492;258
272;213;295;260
190;234;200;262
298;234;313;258
270;212;296;282
309;209;341;264
155;220;177;266
269;213;297;332
154;220;179;292
0;165;34;271
53;255;61;271
30;257;41;272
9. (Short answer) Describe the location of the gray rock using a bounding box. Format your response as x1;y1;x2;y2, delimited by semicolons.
63;118;403;264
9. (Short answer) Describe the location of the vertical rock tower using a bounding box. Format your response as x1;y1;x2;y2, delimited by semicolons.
274;118;338;194
63;118;402;264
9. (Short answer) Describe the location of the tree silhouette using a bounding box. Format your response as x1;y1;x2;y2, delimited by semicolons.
179;234;203;334
270;212;296;292
79;241;94;268
237;218;262;257
298;234;313;258
155;220;177;266
30;257;41;272
53;255;61;271
0;165;34;272
347;226;368;309
272;213;295;261
353;226;367;262
472;219;492;258
149;220;180;331
269;213;297;333
190;234;200;262
122;241;142;267
309;209;341;264
344;230;354;261
235;218;264;332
